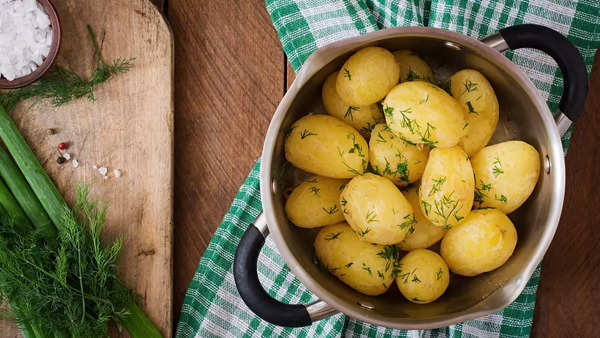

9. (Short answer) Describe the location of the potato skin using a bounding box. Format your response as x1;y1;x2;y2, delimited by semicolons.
396;249;449;304
285;114;369;179
369;124;430;187
383;81;466;148
471;141;540;213
314;223;398;295
419;146;474;229
450;69;500;155
336;47;400;106
398;186;446;251
393;50;434;83
322;72;384;138
285;176;348;228
441;209;517;276
340;173;415;245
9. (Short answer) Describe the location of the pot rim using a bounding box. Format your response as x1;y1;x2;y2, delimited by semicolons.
260;26;565;329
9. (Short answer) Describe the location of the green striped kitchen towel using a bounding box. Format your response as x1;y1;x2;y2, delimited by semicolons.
177;1;599;337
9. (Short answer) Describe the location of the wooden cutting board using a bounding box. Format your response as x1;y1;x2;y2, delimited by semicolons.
0;0;174;336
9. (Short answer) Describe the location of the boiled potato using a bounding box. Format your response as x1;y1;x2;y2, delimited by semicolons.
285;176;348;228
383;81;466;148
285;114;368;179
398;186;446;251
339;173;415;245
471;141;540;213
336;47;400;106
369;124;430;187
322;72;384;137
419;146;474;229
441;209;517;276
396;249;449;304
393;50;434;83
450;69;500;155
314;223;398;295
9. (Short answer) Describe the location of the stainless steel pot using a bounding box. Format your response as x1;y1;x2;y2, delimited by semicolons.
234;24;588;329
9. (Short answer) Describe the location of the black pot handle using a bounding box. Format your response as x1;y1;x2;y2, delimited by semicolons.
233;212;336;327
482;24;588;136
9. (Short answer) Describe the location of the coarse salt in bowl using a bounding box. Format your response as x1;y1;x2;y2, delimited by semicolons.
0;0;61;89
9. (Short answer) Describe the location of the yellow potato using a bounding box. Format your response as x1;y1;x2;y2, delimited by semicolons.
369;124;430;187
393;50;434;83
398;186;446;251
339;173;415;245
419;146;474;229
322;72;384;137
285;114;368;179
395;249;449;304
450;69;500;155
383;81;466;148
285;176;348;228
471;141;540;213
441;209;517;276
314;223;398;296
336;47;400;106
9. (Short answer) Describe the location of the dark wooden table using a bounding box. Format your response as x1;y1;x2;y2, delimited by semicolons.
165;1;600;336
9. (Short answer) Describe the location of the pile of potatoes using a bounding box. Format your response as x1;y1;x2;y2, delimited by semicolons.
284;46;541;304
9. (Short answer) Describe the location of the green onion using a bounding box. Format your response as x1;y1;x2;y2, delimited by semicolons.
123;302;163;338
0;176;31;231
0;106;68;231
0;146;55;239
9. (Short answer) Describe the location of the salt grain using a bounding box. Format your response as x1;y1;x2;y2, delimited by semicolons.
72;159;79;168
92;164;98;170
113;169;121;178
98;167;108;176
0;0;53;81
62;152;71;160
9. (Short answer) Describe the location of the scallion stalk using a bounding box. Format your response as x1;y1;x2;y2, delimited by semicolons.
0;146;55;239
0;108;67;230
0;176;31;231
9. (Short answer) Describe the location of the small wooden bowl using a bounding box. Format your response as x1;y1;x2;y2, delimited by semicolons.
0;0;61;89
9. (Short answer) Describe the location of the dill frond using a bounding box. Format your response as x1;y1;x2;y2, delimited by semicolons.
0;185;135;337
0;25;134;113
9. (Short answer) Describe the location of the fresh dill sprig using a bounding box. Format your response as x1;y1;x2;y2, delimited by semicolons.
429;176;447;197
324;232;342;240
365;210;379;223
300;129;318;139
0;185;135;337
344;106;359;120
466;101;478;115
0;25;134;113
322;205;338;215
343;68;352;80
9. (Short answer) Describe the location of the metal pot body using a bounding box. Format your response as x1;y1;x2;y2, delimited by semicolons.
235;25;587;329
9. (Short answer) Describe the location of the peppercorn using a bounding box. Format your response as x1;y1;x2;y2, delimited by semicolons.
57;156;66;164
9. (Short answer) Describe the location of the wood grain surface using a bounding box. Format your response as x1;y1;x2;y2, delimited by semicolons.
530;49;600;338
0;0;174;336
167;0;284;324
169;2;599;336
